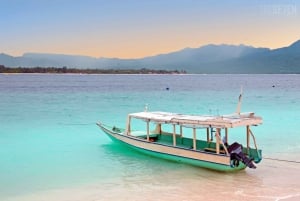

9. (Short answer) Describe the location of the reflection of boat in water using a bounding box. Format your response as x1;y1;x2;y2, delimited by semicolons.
97;94;263;172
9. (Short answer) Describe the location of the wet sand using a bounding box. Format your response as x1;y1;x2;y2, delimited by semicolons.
5;158;300;201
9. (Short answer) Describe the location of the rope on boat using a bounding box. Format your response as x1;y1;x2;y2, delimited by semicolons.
263;157;300;164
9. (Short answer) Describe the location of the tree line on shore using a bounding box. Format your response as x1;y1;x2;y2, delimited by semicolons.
0;65;186;74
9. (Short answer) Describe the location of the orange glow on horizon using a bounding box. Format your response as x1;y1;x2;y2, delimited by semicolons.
5;36;299;59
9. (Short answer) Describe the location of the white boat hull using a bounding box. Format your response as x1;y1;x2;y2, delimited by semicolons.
98;123;246;172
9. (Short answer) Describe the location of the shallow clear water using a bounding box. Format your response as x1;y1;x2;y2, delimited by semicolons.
1;74;300;200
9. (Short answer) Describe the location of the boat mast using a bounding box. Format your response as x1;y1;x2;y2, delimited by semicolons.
236;86;243;115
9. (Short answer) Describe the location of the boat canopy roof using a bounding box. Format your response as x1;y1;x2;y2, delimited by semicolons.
128;111;262;128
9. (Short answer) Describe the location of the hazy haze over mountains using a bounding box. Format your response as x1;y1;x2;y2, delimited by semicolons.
1;40;300;73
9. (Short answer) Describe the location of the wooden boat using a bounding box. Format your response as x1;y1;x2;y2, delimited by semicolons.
97;95;263;172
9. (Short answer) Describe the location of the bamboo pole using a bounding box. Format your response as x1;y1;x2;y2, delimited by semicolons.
246;125;250;154
216;128;220;154
126;116;131;135
180;126;183;137
193;127;196;150
206;127;209;142
146;121;150;141
225;128;228;144
173;124;176;146
156;124;161;134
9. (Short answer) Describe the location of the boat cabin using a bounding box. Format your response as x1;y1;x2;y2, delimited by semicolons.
125;111;262;161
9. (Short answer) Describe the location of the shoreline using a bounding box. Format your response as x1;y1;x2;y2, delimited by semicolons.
0;66;186;74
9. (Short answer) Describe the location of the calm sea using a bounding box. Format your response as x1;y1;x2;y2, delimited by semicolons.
0;74;300;201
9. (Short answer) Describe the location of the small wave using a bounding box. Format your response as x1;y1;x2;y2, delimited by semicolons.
276;193;300;201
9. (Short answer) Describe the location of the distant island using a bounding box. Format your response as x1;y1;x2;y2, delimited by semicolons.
0;65;186;74
1;39;300;73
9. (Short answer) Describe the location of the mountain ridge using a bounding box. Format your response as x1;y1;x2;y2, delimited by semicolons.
1;40;300;73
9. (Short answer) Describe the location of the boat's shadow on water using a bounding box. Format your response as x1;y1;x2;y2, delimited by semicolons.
100;143;182;168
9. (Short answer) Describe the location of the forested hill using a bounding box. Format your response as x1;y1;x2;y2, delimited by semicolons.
0;66;185;74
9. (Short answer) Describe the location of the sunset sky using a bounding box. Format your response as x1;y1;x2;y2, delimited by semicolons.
1;0;299;58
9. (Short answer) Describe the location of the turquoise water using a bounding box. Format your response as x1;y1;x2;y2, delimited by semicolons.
1;74;300;200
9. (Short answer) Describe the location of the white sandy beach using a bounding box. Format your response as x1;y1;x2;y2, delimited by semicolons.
5;158;300;201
